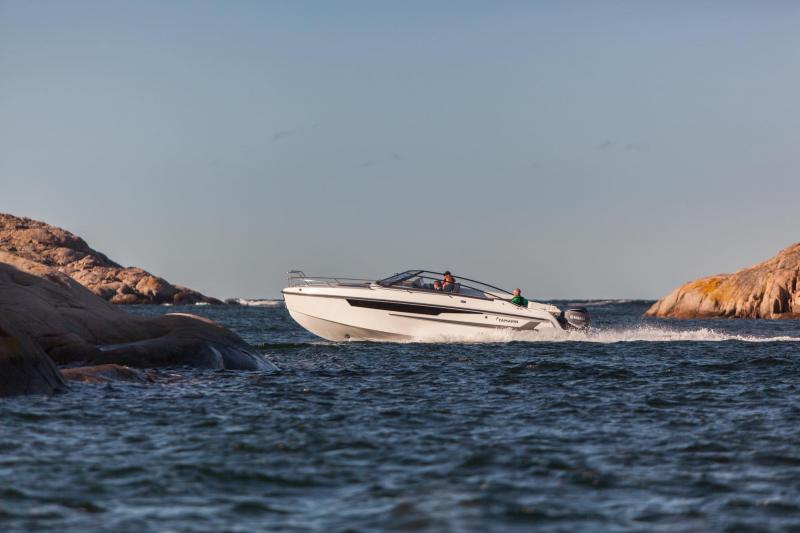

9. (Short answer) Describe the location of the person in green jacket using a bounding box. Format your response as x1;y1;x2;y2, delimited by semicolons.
511;288;528;307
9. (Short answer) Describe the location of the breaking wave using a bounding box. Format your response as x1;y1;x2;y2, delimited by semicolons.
405;325;800;344
233;298;284;307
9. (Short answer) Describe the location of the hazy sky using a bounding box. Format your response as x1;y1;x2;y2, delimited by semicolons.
2;1;798;299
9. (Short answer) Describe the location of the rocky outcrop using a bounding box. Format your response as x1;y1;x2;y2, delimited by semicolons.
646;244;800;319
0;213;220;305
0;318;65;397
0;251;276;397
61;364;153;384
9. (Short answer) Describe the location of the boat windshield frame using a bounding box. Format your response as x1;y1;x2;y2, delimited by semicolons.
376;270;515;300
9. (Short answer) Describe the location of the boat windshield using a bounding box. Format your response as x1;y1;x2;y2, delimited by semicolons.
376;270;422;287
376;270;514;300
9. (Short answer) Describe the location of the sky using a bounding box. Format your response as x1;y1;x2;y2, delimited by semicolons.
1;1;799;299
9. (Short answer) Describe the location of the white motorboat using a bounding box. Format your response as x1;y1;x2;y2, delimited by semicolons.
282;270;590;342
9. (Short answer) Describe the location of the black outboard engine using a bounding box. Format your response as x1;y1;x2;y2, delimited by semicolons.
560;307;590;330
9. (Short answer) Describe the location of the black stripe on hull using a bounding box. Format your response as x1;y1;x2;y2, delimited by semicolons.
346;298;481;316
390;313;544;330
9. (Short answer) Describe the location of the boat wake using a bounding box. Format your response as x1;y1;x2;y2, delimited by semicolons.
405;325;800;344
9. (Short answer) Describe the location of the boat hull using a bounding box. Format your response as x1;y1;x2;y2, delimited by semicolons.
283;287;559;342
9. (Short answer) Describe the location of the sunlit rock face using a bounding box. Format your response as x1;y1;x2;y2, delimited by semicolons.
0;213;220;305
646;244;800;319
0;217;276;397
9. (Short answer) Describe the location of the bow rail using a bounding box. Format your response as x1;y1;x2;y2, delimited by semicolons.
287;271;373;288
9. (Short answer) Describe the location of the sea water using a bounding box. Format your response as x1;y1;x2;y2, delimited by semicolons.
2;301;800;531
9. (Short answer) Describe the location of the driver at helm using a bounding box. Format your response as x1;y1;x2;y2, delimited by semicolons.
442;271;456;292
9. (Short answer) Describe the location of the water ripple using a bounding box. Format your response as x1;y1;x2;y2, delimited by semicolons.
2;302;800;531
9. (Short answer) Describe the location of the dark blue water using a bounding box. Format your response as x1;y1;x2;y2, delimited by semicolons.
3;301;800;532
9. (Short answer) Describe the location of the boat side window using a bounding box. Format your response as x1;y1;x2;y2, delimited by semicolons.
417;275;443;291
411;277;427;289
443;282;460;293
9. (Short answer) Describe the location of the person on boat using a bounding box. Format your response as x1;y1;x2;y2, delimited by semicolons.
511;288;528;307
432;280;443;291
442;271;456;292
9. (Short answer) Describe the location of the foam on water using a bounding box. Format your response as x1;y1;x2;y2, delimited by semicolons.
405;324;800;344
234;298;284;307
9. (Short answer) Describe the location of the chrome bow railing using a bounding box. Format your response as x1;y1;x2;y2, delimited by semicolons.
287;270;372;288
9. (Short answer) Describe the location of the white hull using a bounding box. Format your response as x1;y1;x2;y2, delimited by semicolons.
283;285;563;342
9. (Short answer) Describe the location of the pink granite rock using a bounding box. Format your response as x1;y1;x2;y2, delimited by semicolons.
0;213;220;305
646;244;800;319
0;233;276;397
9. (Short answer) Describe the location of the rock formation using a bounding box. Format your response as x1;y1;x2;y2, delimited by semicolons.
0;317;66;397
0;213;220;305
0;248;276;397
646;244;800;319
61;364;153;384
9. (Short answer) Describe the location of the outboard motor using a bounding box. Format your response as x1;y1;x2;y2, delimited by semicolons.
561;307;590;330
